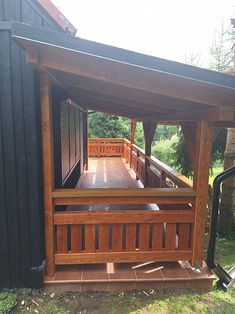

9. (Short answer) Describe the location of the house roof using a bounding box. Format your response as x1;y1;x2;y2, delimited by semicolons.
11;21;235;126
37;0;77;35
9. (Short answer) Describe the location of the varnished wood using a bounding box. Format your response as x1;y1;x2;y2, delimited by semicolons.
178;223;191;250
40;73;55;275
112;224;123;252
23;41;235;108
126;224;136;251
55;251;192;264
99;224;109;252
56;225;68;253
52;188;196;198
152;223;163;250
85;225;96;253
165;223;177;250
54;210;194;224
71;225;82;253
181;122;197;167
138;107;235;122
139;224;150;251
192;121;213;266
143;122;157;187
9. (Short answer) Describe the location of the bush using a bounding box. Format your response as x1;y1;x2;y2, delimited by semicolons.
152;135;178;168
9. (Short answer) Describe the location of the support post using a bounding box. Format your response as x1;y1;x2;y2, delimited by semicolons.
143;122;157;188
85;111;89;170
129;121;136;168
192;121;213;267
181;122;197;169
40;73;55;275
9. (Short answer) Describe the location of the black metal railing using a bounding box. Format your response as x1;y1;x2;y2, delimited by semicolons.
206;165;235;290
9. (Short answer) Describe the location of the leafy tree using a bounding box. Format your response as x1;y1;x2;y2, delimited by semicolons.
88;112;130;138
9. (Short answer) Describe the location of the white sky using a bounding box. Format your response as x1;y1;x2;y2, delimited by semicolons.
52;0;235;67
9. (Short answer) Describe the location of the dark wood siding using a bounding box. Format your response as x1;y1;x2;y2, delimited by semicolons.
0;0;67;288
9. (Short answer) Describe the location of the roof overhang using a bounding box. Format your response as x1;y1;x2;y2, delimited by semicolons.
11;21;235;126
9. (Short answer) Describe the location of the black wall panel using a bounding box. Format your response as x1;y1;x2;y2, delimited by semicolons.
0;0;66;288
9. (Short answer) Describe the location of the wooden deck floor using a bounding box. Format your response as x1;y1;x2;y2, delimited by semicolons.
70;157;158;211
78;157;142;188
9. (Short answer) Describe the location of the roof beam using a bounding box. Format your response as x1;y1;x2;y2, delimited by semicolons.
78;102;139;119
70;92;168;116
52;71;203;112
135;107;235;122
24;43;235;107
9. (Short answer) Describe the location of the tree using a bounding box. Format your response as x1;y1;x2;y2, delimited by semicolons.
88;112;130;138
218;129;235;235
210;24;235;235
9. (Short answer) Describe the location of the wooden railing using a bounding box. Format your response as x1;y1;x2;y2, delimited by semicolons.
89;138;124;157
123;139;192;189
51;138;195;266
52;188;196;265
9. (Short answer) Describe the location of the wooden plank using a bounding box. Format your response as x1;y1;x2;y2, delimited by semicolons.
112;224;123;252
54;196;195;205
192;121;212;267
126;224;136;251
139;224;150;251
54;210;195;225
178;223;191;250
40;73;55;275
62;73;210;113
71;225;82;253
99;224;110;252
52;187;196;198
74;88;168;113
55;251;192;264
57;225;68;253
85;224;96;253
148;155;193;188
165;223;177;251
53;188;196;205
152;223;163;250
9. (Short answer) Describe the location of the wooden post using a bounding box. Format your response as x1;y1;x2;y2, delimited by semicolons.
181;122;197;169
129;121;136;168
85;111;89;170
143;122;157;188
40;73;55;275
192;121;212;267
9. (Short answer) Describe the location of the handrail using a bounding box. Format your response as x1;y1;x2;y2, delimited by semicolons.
52;187;196;205
206;165;235;289
147;155;193;188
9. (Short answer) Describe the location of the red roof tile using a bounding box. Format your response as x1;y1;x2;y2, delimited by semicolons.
37;0;77;35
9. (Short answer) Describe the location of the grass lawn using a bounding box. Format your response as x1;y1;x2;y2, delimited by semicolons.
1;233;234;314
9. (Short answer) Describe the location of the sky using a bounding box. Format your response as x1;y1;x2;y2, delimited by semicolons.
52;0;235;68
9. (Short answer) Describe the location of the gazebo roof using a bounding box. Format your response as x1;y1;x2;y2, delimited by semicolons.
11;21;235;125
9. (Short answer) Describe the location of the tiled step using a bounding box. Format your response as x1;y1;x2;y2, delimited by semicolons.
44;261;214;293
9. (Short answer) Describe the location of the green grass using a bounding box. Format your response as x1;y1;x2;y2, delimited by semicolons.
0;290;17;314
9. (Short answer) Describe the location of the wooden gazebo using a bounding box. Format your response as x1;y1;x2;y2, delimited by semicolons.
11;21;235;290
